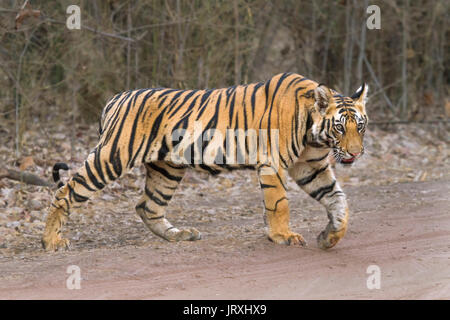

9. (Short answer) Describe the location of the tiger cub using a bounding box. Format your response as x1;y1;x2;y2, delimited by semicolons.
42;73;368;251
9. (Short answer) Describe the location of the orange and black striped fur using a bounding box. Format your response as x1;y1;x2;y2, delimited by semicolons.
42;73;368;251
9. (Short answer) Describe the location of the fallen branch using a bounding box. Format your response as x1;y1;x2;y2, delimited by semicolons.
0;167;52;187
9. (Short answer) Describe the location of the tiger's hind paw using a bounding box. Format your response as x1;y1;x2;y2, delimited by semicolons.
42;235;70;252
166;227;202;242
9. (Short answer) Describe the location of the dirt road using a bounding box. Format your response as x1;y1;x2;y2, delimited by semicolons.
0;180;449;299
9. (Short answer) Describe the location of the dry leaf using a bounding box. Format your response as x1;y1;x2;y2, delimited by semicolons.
406;48;415;59
420;172;428;182
15;0;41;29
19;156;35;171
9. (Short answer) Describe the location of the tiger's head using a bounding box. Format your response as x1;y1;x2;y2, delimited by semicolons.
311;83;369;165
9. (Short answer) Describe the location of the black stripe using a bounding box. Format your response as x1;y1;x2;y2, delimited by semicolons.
319;117;326;133
168;90;198;119
85;160;105;190
157;89;179;101
147;163;183;182
56;196;70;211
306;152;329;162
72;173;95;192
94;147;107;185
293;97;301;153
301;89;314;99
296;164;329;186
166;162;187;170
129;135;146;169
154;188;173;201
260;183;276;189
142;109;166;160
228;90;237;127
102;91;133;137
275;171;287;191
105;91;134;136
328;190;345;198
157;135;170;161
111;149;123;178
146;215;164;220
306;112;314;131
279;154;289;169
199;164;221;175
290;117;299;158
103;92;122;116
145;186;167;206
68;184;89;203
225;86;237;106
265;197;288;212
109;91;136;173
103;160;116;182
250;82;264;118
284;74;301;91
302;134;307;147
127;90;155;167
168;90;185;106
196;89;214;120
310;181;336;201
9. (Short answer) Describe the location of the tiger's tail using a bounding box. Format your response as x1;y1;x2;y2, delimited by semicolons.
52;162;69;188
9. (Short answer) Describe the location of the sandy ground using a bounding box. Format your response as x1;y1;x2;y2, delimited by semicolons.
0;123;449;299
0;179;448;300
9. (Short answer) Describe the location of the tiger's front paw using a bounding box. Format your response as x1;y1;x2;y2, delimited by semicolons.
269;231;306;246
317;226;346;250
41;234;70;252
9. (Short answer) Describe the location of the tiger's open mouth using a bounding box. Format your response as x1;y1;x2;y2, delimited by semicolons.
341;157;356;164
336;156;357;166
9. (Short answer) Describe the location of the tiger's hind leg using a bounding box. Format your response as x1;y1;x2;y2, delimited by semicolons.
42;146;122;251
136;161;201;242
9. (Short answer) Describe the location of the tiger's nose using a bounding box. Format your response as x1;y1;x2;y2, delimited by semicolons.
349;152;360;157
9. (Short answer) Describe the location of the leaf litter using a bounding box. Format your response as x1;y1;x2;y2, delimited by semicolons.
0;120;448;259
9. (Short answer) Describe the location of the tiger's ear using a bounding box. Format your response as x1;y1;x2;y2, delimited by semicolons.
351;83;369;111
314;84;333;115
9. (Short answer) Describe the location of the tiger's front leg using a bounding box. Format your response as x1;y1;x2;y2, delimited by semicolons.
289;160;349;250
258;166;306;246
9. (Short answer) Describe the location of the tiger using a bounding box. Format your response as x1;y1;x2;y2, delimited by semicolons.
42;72;368;251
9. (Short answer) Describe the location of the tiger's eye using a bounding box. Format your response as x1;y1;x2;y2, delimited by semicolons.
335;124;344;132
